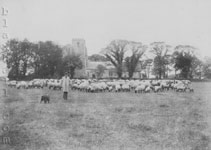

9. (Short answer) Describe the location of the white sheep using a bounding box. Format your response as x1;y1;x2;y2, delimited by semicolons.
153;85;162;93
121;83;130;92
135;84;146;93
115;84;121;92
144;86;150;93
16;81;28;89
7;80;17;88
176;84;187;92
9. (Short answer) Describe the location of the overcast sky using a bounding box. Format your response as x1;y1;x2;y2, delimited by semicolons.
1;0;211;58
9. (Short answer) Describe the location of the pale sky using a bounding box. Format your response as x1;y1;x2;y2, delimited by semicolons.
1;0;211;58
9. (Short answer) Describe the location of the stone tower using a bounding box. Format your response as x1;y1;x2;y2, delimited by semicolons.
72;39;88;77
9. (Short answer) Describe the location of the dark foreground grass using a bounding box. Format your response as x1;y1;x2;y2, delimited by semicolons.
0;82;210;150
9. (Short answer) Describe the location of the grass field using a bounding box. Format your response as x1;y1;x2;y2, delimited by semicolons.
0;81;210;150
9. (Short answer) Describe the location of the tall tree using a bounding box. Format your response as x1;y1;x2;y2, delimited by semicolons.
173;45;199;79
32;41;63;78
191;56;203;79
2;39;18;80
203;57;211;79
19;39;34;77
150;42;171;79
125;42;146;78
102;40;129;78
63;54;83;78
95;64;107;78
2;39;31;80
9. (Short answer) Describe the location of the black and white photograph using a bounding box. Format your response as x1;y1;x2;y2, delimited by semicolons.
0;0;211;149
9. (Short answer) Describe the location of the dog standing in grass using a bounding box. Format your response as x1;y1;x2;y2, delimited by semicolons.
40;94;50;103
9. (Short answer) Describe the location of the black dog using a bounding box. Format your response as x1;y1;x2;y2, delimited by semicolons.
40;95;50;104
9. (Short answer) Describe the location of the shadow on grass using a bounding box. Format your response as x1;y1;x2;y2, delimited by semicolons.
178;130;210;150
4;96;24;104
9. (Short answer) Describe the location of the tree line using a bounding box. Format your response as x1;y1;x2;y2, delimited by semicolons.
2;39;83;80
101;40;211;79
1;38;211;80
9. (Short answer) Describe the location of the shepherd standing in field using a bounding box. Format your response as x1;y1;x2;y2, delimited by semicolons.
61;72;70;100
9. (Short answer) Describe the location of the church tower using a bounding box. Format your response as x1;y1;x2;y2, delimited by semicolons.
72;39;88;77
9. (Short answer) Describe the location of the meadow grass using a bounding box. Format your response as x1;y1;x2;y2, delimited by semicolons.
0;82;210;150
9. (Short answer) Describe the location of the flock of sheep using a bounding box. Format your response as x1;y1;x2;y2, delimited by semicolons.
6;78;194;93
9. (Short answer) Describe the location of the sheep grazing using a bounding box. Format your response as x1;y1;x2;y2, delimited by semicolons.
16;81;28;89
121;84;130;92
33;79;44;88
176;85;187;92
87;84;95;93
115;84;121;92
186;87;194;92
53;80;62;90
153;85;162;93
108;86;113;92
48;80;60;90
28;81;34;89
7;80;17;88
135;84;146;93
6;78;195;94
78;81;89;92
128;80;137;90
160;81;170;91
144;86;152;93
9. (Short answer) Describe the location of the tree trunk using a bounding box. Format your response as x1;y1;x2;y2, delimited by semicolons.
117;72;122;79
129;71;133;79
70;68;75;79
117;67;122;79
23;62;27;77
15;63;19;80
166;65;168;78
199;66;202;79
159;70;162;79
